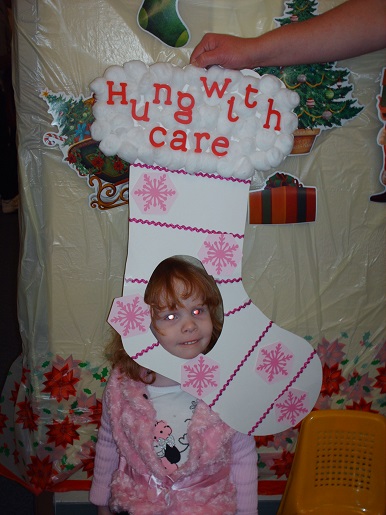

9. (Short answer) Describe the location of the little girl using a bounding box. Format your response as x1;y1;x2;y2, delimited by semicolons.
90;256;258;515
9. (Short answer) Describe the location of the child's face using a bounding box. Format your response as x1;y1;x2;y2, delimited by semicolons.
151;280;213;360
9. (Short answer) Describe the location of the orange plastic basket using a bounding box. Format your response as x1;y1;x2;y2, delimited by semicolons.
277;410;386;515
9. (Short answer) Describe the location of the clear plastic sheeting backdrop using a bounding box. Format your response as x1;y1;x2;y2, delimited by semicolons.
0;0;385;496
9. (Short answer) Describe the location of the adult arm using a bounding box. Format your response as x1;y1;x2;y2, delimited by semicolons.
230;432;258;515
190;0;386;69
89;394;118;511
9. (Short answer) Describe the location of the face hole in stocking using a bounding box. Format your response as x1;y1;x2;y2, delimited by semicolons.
144;255;223;358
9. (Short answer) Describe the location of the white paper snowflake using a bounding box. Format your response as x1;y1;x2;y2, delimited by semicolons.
181;354;220;398
133;171;177;214
256;342;294;383
198;234;242;276
275;389;309;427
108;295;150;337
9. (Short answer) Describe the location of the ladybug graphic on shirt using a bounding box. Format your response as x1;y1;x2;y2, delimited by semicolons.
153;420;181;473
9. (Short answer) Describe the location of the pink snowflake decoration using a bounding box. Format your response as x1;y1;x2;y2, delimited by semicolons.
132;171;177;214
198;234;242;276
256;342;294;383
275;388;309;427
108;294;150;337
181;354;220;398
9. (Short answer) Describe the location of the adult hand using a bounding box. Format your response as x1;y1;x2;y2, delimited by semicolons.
190;34;259;70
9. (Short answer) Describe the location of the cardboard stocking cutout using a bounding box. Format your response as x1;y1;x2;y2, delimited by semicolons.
90;61;322;436
108;164;322;435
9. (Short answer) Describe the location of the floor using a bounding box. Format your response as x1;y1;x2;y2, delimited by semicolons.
0;207;280;515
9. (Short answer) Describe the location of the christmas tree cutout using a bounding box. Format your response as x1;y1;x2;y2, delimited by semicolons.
41;90;94;148
40;90;129;210
257;0;362;154
138;0;190;48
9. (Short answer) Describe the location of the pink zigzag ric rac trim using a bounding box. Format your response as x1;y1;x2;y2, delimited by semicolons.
126;277;243;285
209;320;273;409
125;277;243;286
124;277;148;284
129;218;244;239
133;162;250;184
247;349;317;435
131;342;160;360
215;277;242;284
224;299;252;317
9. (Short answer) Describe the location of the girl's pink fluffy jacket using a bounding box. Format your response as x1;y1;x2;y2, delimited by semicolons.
104;368;237;514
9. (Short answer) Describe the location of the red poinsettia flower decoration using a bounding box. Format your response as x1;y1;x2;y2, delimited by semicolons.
346;398;378;413
320;363;345;397
9;382;20;404
113;158;125;172
340;370;374;402
374;341;386;363
254;434;275;448
15;399;39;432
80;446;96;478
66;152;78;165
46;416;81;448
91;156;104;170
26;455;54;493
42;364;80;402
21;366;30;385
0;409;8;434
270;449;294;479
316;338;345;367
88;399;102;428
374;365;386;394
